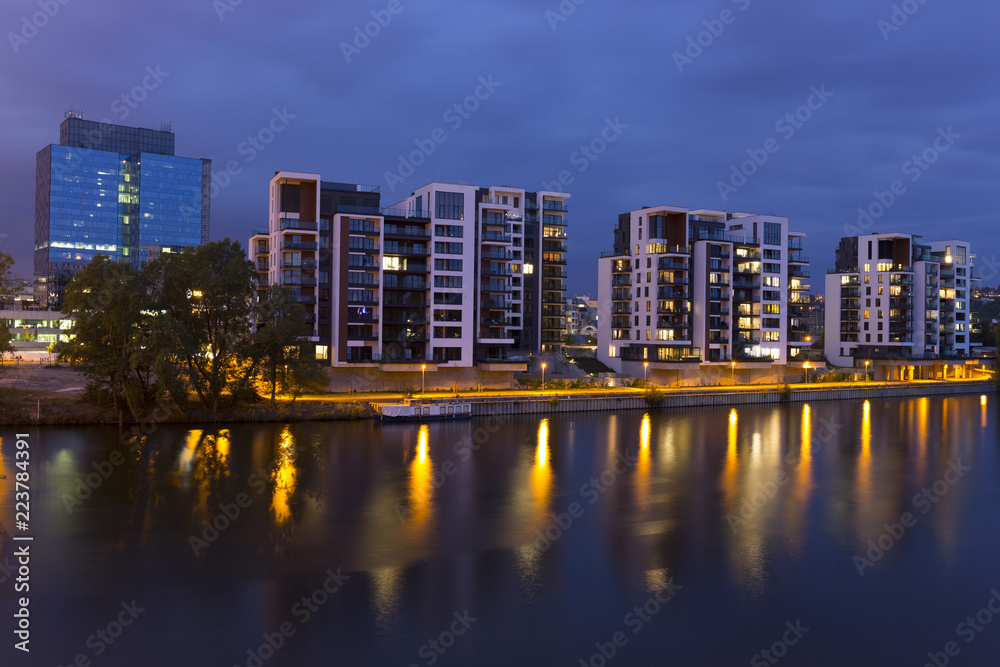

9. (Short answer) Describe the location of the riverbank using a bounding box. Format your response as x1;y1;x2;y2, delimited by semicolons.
0;371;994;425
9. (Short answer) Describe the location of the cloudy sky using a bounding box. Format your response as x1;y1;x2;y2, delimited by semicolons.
2;0;998;295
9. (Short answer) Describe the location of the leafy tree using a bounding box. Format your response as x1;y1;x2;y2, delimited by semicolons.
146;240;258;413
255;285;315;406
0;251;24;358
58;256;160;419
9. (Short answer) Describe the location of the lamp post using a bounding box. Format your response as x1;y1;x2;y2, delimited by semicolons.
541;362;547;390
421;364;426;394
804;361;810;384
865;360;870;382
731;361;736;386
644;361;649;387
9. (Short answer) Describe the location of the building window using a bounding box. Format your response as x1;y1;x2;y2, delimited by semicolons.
763;222;781;246
434;258;463;271
435;225;463;237
434;275;463;288
435;191;465;220
434;242;463;254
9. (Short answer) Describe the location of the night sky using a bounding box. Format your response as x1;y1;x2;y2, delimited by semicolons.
2;0;998;296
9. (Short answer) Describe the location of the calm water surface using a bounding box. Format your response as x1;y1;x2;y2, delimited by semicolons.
1;394;999;666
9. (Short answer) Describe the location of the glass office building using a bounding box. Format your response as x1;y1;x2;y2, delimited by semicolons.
34;115;211;308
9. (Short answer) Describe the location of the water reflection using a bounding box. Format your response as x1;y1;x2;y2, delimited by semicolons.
11;396;1000;666
271;426;298;524
406;425;434;531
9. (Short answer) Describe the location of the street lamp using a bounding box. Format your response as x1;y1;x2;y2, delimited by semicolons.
541;362;547;390
804;361;810;383
865;360;870;381
644;361;649;387
421;364;426;394
731;361;736;386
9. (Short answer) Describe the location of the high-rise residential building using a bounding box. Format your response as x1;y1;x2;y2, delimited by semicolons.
597;206;810;375
34;112;211;308
248;172;568;386
824;233;976;366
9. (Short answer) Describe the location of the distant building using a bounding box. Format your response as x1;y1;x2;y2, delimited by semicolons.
34;112;211;308
248;172;568;388
824;233;976;366
807;293;824;348
597;206;810;375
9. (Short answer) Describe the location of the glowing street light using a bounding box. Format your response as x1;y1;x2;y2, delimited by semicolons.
865;360;870;381
541;362;547;390
421;364;427;394
731;361;736;386
644;361;649;387
804;361;810;383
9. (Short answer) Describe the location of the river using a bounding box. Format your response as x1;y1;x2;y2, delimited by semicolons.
1;393;998;665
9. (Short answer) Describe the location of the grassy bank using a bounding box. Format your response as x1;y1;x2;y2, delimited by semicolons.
0;387;373;426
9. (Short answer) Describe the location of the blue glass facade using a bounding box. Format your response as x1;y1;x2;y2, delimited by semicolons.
35;120;210;308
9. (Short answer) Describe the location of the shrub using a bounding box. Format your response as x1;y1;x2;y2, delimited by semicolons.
778;383;792;403
643;386;664;407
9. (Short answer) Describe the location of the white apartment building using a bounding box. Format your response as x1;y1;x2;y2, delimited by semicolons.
824;233;975;367
249;172;568;386
597;206;810;377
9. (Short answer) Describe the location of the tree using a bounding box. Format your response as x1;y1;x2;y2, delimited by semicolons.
58;256;160;419
254;285;314;406
0;251;24;359
147;240;259;413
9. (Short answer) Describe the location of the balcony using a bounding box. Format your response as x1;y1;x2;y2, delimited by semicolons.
282;276;317;287
384;280;429;290
481;267;513;278
348;242;379;253
482;232;511;243
280;218;318;231
383;245;429;256
482;250;514;261
732;279;760;289
658;276;690;285
384;224;431;238
282;259;318;269
348;256;379;269
347;275;379;287
348;220;380;235
347;293;377;305
788;252;809;264
384;263;430;273
339;204;381;216
282;241;318;251
657;259;689;271
293;295;317;305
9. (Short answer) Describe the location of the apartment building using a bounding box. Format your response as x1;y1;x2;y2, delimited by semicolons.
248;172;568;387
824;233;975;367
597;206;810;377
